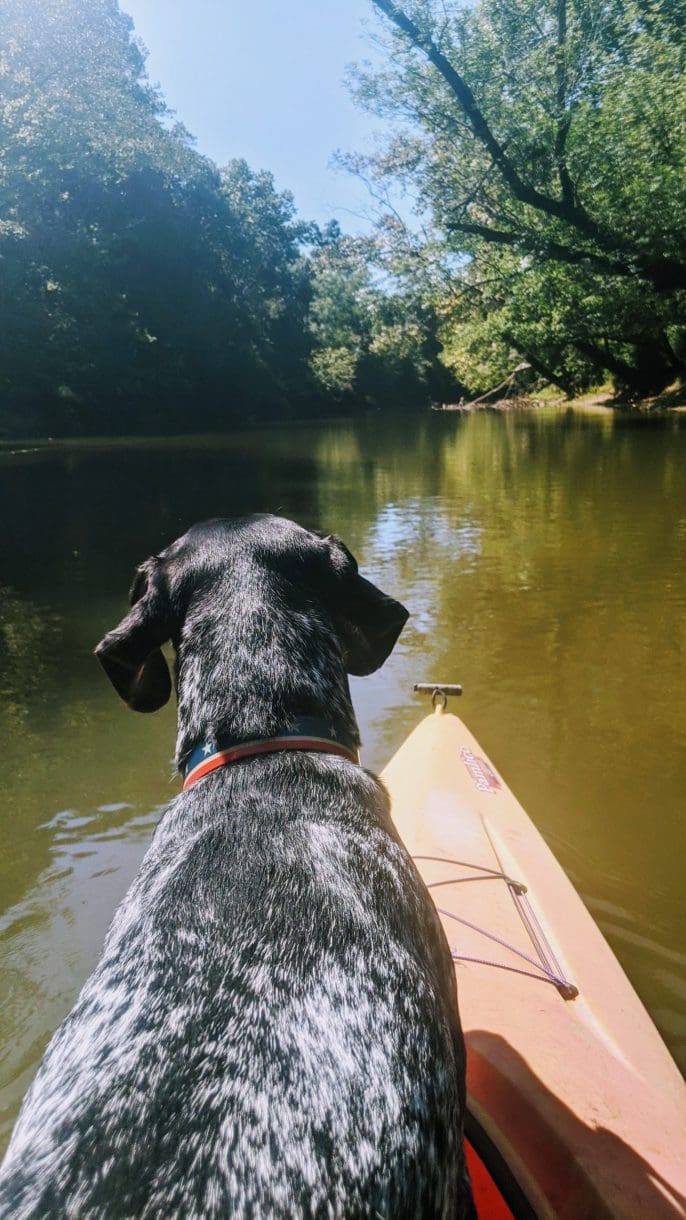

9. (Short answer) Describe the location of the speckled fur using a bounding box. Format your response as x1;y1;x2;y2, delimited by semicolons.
0;516;474;1219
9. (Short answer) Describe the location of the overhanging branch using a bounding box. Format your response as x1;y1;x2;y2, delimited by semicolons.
371;0;597;233
447;220;636;279
371;0;686;292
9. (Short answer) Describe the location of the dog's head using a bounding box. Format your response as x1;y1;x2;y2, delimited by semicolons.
95;515;409;711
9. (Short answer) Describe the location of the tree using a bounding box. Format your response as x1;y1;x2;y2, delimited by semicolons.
308;222;456;404
0;0;314;434
350;0;686;395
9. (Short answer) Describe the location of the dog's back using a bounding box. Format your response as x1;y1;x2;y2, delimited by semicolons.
0;517;473;1218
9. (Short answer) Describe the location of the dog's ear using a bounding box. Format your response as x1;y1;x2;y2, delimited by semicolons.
322;536;409;676
95;558;172;712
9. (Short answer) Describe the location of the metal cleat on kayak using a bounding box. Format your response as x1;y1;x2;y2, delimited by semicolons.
414;682;463;710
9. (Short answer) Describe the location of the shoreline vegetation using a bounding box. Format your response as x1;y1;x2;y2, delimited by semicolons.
436;383;686;415
2;385;685;456
1;0;684;440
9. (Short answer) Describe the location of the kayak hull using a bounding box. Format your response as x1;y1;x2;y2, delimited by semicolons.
381;708;686;1219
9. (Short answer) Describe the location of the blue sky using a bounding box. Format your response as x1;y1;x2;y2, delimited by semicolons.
123;0;390;230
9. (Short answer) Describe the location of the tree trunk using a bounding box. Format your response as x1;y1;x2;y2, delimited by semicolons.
503;332;575;397
573;339;674;397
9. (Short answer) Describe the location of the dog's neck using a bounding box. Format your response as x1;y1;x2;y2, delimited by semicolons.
172;589;360;771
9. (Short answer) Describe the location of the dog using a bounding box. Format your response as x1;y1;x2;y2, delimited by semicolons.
0;515;474;1218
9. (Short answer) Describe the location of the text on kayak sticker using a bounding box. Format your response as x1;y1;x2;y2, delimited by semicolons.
460;747;502;794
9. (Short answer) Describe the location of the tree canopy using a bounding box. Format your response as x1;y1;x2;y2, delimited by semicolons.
0;0;457;436
2;0;683;436
308;221;453;405
351;0;686;396
0;0;310;434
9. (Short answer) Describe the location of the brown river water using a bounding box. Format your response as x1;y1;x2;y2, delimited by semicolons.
1;407;684;1150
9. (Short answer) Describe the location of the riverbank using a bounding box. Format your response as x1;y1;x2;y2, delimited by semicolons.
567;383;686;413
436;382;686;415
3;383;685;451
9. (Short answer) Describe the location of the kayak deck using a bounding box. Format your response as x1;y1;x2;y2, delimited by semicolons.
382;706;686;1219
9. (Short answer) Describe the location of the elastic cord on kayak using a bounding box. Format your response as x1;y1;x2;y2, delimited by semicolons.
414;854;579;1000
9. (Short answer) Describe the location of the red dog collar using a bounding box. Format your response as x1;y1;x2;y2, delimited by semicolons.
183;724;359;790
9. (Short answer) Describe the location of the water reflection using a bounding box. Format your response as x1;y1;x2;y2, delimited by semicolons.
0;408;684;1152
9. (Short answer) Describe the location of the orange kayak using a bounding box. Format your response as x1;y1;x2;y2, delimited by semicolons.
382;698;686;1219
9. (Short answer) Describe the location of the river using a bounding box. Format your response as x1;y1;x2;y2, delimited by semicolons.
1;406;684;1148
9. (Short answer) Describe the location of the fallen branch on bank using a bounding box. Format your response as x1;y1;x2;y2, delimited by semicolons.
435;363;534;411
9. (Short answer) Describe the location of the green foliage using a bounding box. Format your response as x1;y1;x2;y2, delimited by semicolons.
0;0;457;436
0;0;314;434
308;223;456;404
352;0;686;397
310;345;360;396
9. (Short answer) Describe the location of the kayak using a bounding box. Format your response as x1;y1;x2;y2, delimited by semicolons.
381;692;686;1219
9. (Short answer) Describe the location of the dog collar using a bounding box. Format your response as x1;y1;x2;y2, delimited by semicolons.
183;716;359;790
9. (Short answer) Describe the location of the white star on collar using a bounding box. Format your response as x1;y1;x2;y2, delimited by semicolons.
202;743;214;756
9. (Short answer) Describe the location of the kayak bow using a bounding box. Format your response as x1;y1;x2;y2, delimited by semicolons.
382;693;686;1219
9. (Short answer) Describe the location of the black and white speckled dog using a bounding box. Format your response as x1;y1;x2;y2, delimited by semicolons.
0;515;474;1219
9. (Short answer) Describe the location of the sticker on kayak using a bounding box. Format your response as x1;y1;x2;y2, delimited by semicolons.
460;747;502;794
